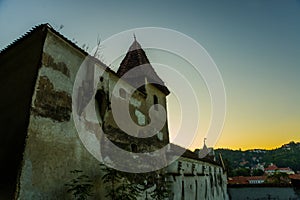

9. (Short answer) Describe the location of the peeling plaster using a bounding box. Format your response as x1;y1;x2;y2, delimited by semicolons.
134;109;146;125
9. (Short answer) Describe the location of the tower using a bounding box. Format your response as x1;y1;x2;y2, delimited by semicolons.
100;37;170;153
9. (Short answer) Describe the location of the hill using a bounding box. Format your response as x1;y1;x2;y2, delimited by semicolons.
215;141;300;176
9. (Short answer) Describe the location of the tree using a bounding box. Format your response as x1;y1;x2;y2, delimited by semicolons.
101;164;141;200
252;169;264;176
266;172;290;185
65;170;93;200
150;172;171;200
115;179;140;200
231;168;250;176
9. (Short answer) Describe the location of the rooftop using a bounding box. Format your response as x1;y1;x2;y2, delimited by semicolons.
117;37;170;95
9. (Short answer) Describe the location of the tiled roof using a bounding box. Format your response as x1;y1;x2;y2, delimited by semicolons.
228;176;248;184
265;164;278;171
117;39;170;95
247;176;266;181
168;143;221;166
228;176;266;184
0;24;48;54
278;167;292;171
1;24;85;54
289;174;300;180
0;24;121;77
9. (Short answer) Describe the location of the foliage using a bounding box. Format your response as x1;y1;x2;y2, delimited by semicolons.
231;168;251;177
65;170;93;200
150;172;171;200
215;141;300;175
100;164;171;200
115;180;140;200
265;172;290;185
100;164;141;200
252;169;264;176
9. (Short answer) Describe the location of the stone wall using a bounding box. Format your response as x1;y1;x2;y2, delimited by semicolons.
167;157;229;200
17;29;105;199
0;26;47;199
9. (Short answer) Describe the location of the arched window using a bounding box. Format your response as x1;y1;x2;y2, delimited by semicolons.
153;95;158;111
95;90;107;120
119;88;126;99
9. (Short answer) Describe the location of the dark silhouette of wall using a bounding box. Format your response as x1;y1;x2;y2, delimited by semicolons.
0;27;46;198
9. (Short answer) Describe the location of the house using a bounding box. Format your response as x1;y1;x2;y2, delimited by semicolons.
247;176;266;184
278;167;295;175
0;24;228;199
228;176;266;185
265;164;295;175
264;164;278;174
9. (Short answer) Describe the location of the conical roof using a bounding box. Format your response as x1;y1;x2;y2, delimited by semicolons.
117;38;170;95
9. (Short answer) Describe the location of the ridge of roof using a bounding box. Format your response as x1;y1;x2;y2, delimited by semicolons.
0;23;48;54
168;143;221;167
0;23;116;75
1;24;170;95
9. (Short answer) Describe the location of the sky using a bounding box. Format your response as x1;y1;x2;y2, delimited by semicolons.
1;0;300;150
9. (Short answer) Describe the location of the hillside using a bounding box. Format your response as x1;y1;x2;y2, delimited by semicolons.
215;141;300;176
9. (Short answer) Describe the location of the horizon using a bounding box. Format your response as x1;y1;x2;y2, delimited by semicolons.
1;0;299;150
215;140;300;151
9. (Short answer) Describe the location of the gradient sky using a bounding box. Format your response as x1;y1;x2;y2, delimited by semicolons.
1;0;300;150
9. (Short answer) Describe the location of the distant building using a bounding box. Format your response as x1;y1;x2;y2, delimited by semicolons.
194;138;216;161
264;164;295;175
228;176;266;185
249;149;266;153
247;176;265;184
252;163;265;171
278;167;295;175
264;164;278;174
228;176;248;185
289;174;300;187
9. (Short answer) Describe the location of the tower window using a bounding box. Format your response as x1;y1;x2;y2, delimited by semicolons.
153;95;158;110
131;143;138;153
95;90;107;120
119;88;126;99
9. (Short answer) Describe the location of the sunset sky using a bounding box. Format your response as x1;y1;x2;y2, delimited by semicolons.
1;0;299;150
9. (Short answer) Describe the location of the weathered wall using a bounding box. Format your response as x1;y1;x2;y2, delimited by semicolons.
145;83;169;144
0;26;47;199
17;30;105;199
98;69;170;153
166;157;229;200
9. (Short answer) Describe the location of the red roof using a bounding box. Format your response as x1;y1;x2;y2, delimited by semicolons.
247;176;266;181
265;164;278;171
228;176;248;184
278;167;291;171
228;176;266;184
289;174;300;180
